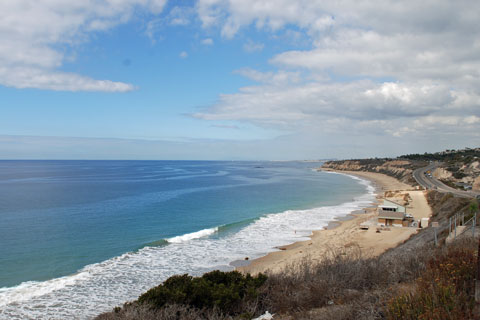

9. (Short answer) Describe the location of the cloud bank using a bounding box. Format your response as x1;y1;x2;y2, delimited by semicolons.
194;0;480;146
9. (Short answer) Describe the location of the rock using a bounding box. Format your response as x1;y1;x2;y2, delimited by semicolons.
253;311;274;320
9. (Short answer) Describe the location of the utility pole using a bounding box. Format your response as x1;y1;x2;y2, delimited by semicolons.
455;215;457;239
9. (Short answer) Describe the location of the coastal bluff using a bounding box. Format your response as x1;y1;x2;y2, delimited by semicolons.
321;159;422;186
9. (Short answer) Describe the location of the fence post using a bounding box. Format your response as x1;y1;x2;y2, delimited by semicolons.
449;217;452;237
474;213;477;238
455;215;457;239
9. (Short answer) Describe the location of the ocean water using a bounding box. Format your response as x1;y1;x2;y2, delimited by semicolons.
0;161;375;319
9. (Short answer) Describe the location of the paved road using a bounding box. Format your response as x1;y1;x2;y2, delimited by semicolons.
413;162;480;199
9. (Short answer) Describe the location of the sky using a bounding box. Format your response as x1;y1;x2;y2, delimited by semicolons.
0;0;479;160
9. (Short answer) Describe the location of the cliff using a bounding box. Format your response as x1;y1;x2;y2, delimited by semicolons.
321;159;425;186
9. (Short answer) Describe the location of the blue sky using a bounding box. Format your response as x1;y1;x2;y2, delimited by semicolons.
1;1;479;160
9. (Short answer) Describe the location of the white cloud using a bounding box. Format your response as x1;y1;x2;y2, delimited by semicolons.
194;0;480;150
145;19;163;44
234;68;301;85
243;40;264;53
465;116;480;125
196;0;337;39
179;51;188;58
193;79;454;126
388;126;416;138
0;67;135;92
201;38;214;45
168;6;195;26
0;0;167;92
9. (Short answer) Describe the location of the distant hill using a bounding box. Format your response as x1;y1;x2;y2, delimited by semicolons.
321;159;424;185
321;147;480;191
400;147;480;162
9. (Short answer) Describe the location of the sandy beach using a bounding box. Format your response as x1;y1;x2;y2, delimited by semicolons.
238;169;432;275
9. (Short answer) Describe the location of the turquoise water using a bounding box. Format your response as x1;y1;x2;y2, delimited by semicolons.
0;161;375;319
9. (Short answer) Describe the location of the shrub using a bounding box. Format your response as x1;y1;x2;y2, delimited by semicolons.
387;245;476;319
453;171;467;179
96;303;229;320
137;270;267;315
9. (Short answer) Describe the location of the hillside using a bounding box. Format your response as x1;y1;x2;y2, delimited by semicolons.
402;147;480;191
322;147;480;191
321;159;424;186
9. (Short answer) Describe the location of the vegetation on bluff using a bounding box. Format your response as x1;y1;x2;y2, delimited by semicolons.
400;147;480;164
388;244;477;319
138;270;267;315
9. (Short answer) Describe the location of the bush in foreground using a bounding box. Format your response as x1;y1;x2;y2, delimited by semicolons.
138;270;266;315
387;243;477;320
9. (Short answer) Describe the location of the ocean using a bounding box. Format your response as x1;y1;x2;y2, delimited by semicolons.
0;160;375;319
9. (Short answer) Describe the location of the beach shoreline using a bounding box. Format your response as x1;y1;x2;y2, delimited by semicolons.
236;168;424;275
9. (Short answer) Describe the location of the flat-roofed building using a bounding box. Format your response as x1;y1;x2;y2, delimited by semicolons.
378;199;407;227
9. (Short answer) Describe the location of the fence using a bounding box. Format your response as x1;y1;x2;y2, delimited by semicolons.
447;212;478;242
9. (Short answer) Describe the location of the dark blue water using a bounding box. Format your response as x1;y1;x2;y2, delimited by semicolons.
0;160;373;319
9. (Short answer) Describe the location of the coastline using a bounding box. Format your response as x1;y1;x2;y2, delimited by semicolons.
237;169;418;275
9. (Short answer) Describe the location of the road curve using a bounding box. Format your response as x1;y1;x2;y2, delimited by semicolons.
413;162;480;199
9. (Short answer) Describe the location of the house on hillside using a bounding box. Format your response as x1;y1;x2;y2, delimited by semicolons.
378;200;412;227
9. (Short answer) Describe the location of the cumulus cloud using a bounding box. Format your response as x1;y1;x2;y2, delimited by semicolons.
194;0;480;148
0;0;167;92
179;51;188;58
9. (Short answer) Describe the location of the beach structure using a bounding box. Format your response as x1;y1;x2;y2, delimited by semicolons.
377;200;410;227
420;217;430;228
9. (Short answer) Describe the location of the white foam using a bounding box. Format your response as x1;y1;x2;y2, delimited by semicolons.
0;175;375;320
0;272;91;307
166;227;219;243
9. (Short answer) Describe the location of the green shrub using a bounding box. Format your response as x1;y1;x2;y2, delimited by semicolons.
453;171;466;179
137;270;267;315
